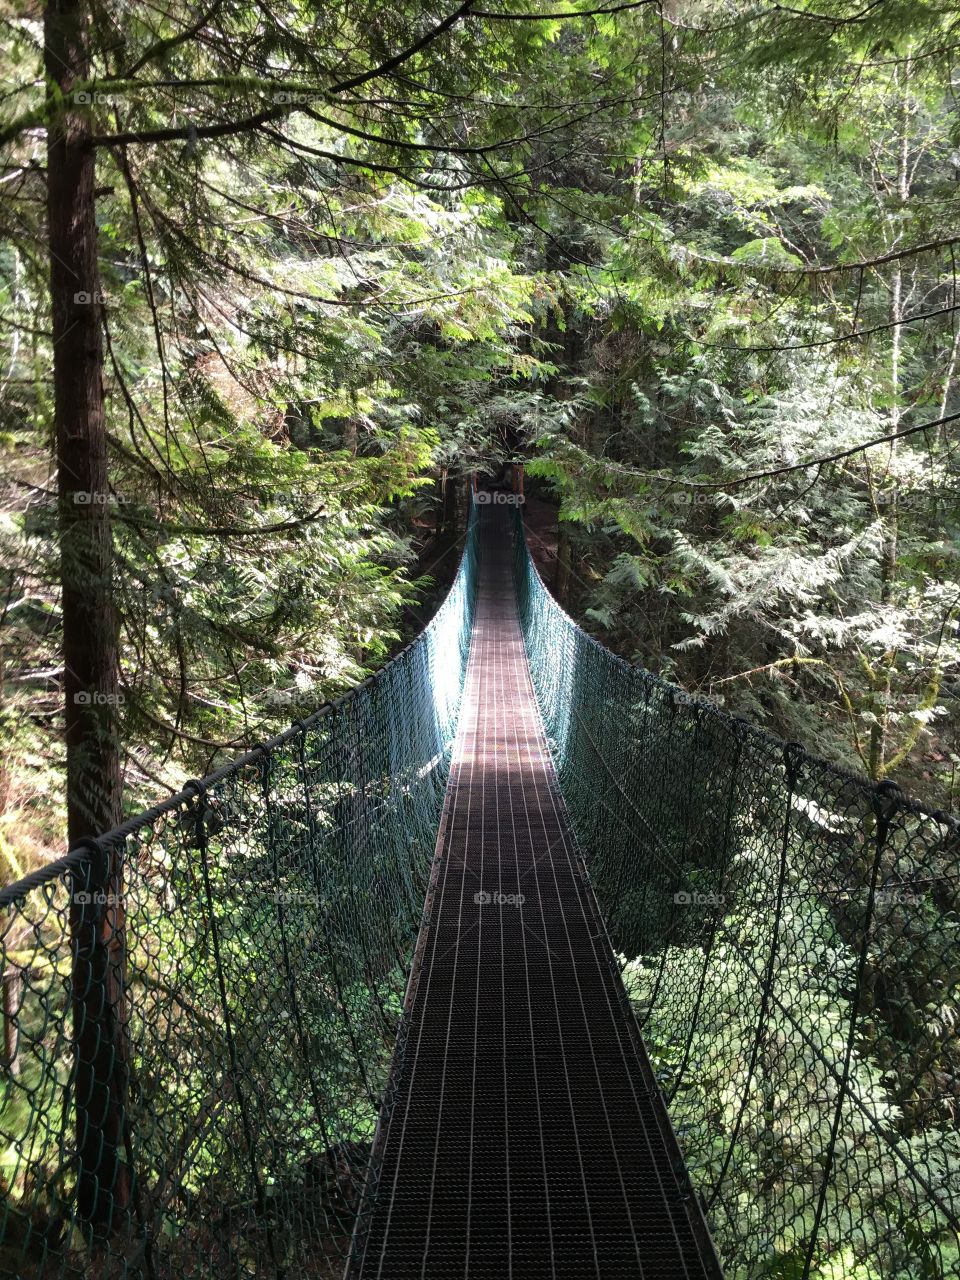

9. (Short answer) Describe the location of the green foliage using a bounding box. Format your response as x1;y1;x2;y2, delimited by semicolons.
1;0;583;860
516;1;960;808
1;0;959;1272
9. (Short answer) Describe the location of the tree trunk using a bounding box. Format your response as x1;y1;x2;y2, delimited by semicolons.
343;417;358;455
45;0;127;1234
435;470;446;538
439;466;458;542
555;518;571;605
868;66;910;782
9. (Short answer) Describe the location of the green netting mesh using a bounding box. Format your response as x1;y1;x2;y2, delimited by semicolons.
514;512;960;1280
4;495;959;1280
0;506;478;1279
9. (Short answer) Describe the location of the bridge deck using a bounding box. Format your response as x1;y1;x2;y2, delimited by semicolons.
351;507;721;1279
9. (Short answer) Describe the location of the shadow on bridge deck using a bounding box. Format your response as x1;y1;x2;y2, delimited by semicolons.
349;505;722;1279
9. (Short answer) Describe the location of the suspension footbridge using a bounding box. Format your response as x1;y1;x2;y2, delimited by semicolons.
0;492;958;1279
351;506;718;1277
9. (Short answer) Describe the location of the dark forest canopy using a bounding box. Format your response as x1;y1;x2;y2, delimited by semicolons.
1;0;960;871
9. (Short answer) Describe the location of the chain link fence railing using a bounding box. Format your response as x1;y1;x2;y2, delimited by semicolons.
514;511;960;1280
0;506;478;1280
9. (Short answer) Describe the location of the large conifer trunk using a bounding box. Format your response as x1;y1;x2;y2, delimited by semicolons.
45;0;127;1231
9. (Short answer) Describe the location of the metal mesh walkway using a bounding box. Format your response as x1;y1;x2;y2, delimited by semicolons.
350;506;721;1279
3;491;956;1279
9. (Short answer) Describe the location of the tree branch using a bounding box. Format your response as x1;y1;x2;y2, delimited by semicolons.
706;302;960;353
328;2;476;95
90;103;291;148
122;0;226;79
770;0;888;24
683;410;960;489
472;0;654;18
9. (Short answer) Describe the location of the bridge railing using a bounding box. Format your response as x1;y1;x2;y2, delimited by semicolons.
514;512;960;1280
0;504;478;1280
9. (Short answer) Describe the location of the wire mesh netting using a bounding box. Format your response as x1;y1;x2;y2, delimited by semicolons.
0;507;478;1280
4;486;959;1280
348;502;724;1280
514;512;960;1280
